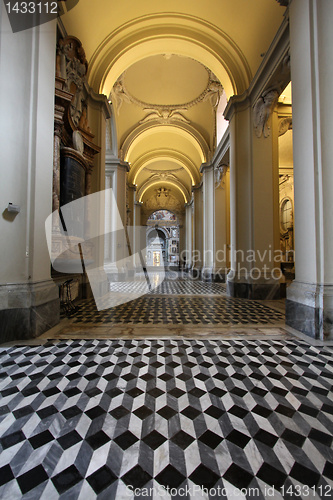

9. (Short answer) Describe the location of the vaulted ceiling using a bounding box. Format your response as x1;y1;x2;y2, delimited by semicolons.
61;0;286;212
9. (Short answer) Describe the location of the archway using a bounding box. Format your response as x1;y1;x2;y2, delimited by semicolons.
146;210;180;268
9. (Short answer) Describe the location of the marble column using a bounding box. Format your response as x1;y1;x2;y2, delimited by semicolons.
201;163;215;280
126;184;136;275
0;20;60;341
185;201;193;270
224;94;281;299
192;184;203;278
286;0;333;339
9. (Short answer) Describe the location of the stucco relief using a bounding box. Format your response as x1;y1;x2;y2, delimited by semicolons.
143;188;183;214
278;117;292;136
139;109;190;125
214;164;228;189
253;89;279;138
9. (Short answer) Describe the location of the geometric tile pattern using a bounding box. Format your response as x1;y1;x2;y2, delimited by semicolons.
0;339;332;499
109;279;227;296
72;296;284;325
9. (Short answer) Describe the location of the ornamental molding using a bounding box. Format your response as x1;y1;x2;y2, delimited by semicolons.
144;167;184;176
112;67;223;117
146;171;181;183
139;109;190;125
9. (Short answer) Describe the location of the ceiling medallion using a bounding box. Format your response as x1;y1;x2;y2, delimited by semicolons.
111;65;223;117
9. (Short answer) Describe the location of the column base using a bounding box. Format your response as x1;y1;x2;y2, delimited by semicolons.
0;281;60;343
286;281;333;340
227;278;285;300
201;267;227;282
188;267;202;280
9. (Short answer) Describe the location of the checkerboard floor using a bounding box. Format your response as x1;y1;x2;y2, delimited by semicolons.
0;339;333;499
71;296;284;326
109;280;227;296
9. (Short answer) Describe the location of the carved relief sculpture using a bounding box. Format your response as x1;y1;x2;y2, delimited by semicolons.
57;36;88;128
278;117;292;136
214;164;228;189
139;108;190;125
253;89;279;138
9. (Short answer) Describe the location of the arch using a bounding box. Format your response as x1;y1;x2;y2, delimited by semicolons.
123;123;209;165
147;226;170;240
129;149;201;186
138;179;190;203
88;13;252;99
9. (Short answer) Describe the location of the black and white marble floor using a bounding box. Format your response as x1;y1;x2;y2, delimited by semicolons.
1;339;333;499
71;297;284;326
109;280;227;296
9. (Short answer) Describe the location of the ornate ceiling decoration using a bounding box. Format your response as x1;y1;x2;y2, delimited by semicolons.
142;188;183;215
144;167;184;174
112;65;223;116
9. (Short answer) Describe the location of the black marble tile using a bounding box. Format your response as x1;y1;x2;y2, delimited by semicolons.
155;464;186;489
52;465;83;494
86;465;117;494
17;465;48;494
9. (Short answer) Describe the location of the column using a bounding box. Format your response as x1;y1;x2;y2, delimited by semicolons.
0;19;60;341
214;165;230;281
127;184;136;275
224;92;281;299
104;155;129;280
133;201;143;271
201;163;215;280
185;200;193;270
192;184;203;277
286;0;333;339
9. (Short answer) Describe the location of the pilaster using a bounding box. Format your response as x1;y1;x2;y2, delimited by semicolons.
224;91;282;299
191;184;203;278
200;163;215;280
